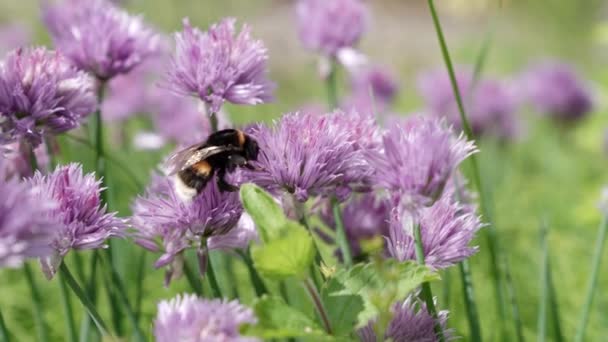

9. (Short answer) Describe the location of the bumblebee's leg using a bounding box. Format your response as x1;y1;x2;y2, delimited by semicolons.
216;166;239;192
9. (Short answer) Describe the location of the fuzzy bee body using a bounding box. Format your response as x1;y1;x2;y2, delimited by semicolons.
164;129;259;201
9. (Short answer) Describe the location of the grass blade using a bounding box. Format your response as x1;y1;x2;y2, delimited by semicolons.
459;261;482;342
59;263;109;338
425;0;511;334
331;197;353;267
183;259;204;296
59;268;78;342
23;263;48;342
133;251;146;324
538;220;549;342
574;215;608;342
547;260;564;342
237;249;268;297
0;308;11;342
206;254;223;298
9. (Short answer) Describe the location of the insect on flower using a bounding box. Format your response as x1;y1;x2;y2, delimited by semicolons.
164;129;260;200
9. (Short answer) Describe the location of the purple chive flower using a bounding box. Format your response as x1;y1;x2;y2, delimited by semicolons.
522;61;593;123
29;163;126;278
343;65;399;115
43;0;159;81
0;23;30;55
166;18;274;114
246;110;378;202
320;193;390;258
386;195;482;270
417;68;518;140
101;61;155;122
368;115;476;207
359;295;452;342
154;294;259;342
132;174;254;283
295;0;368;56
0;159;56;268
1;141;49;178
0;47;96;147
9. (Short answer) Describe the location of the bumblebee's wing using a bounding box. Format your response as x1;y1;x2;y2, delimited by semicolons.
163;144;232;175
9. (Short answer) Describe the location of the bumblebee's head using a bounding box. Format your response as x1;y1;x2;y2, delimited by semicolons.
243;136;260;161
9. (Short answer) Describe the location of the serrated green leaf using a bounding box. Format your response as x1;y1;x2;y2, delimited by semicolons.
251;227;315;280
240;183;287;243
328;260;439;328
244;296;330;339
321;276;365;336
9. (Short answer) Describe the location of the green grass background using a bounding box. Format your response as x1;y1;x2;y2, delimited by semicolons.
1;0;608;341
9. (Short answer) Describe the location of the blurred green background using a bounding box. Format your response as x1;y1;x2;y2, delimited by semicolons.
1;0;608;341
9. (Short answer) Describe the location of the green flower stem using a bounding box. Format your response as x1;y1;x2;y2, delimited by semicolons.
93;82;107;203
459;261;481;342
538;221;549;342
79;252;99;342
575;215;608;342
210;111;219;133
206;253;223;298
236;250;268;297
413;223;444;342
426;0;510;332
303;278;332;334
59;263;109;338
0;308;10;342
548;260;564;342
99;255;146;342
23;263;48;342
504;255;524;342
184;259;204;296
59;269;78;342
331;197;353;267
133;251;146;324
325;60;338;109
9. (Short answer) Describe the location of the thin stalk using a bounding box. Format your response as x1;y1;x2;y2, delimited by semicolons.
100;255;146;342
0;309;9;342
94;83;107;198
413;223;445;342
504;255;524;342
133;251;146;324
206;255;223;298
224;255;239;299
325;59;338;109
79;252;99;342
441;268;451;310
538;221;549;342
459;261;482;342
210;112;219;133
63;134;143;191
23;263;48;342
331;197;352;267
183;260;204;296
303;278;332;334
547;260;564;342
59;263;109;338
59;269;78;342
574;215;608;342
237;250;268;297
426;0;508;329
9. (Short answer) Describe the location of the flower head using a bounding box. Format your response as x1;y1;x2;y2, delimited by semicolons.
166;18;274;114
417;68;518;140
132;174;254;282
522;61;593;123
343;65;399;114
43;0;159;80
154;294;259;342
246;110;378;202
321;193;390;258
386;195;482;269
0;159;56;268
29;163;126;278
368;115;476;207
0;47;96;146
359;296;452;342
296;0;368;56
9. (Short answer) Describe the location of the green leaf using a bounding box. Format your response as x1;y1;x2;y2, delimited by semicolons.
329;260;439;328
251;227;315;280
240;183;287;243
321;276;365;336
244;296;330;339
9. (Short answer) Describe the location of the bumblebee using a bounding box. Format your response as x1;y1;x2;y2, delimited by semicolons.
164;129;259;200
